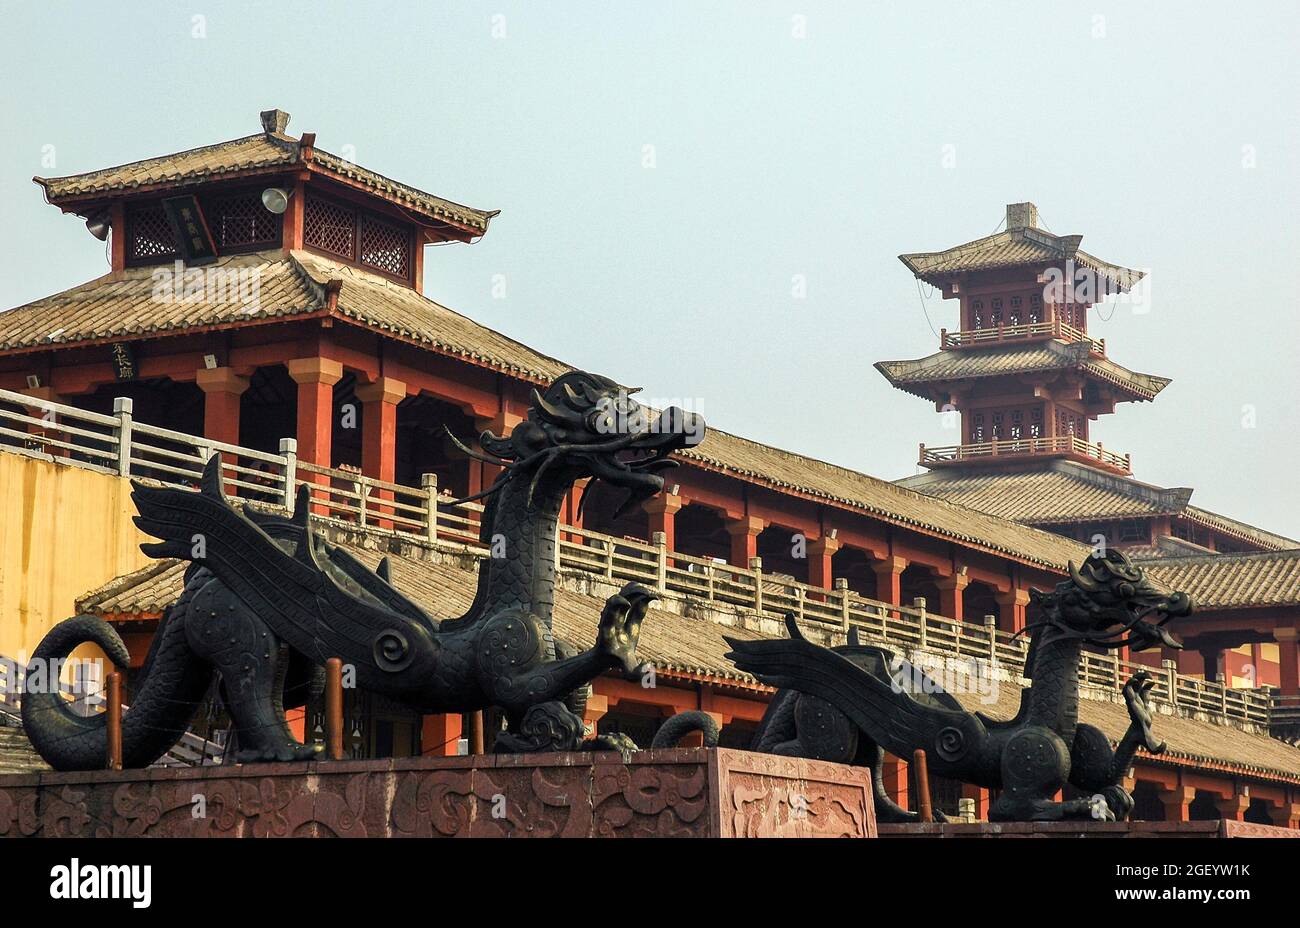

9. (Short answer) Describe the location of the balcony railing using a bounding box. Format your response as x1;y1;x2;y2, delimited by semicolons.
920;435;1132;474
940;319;1105;356
0;388;1276;728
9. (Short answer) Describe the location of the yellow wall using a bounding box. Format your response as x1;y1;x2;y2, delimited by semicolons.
0;453;152;660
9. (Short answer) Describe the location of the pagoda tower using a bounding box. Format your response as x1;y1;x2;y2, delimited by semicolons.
879;203;1294;559
878;202;1167;479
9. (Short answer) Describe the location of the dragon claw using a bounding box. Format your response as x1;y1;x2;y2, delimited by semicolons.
597;583;655;676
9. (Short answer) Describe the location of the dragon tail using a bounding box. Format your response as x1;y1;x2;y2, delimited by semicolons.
21;604;210;771
650;710;720;748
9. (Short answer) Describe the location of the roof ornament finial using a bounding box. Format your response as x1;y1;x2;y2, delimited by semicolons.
260;109;291;136
1006;202;1038;231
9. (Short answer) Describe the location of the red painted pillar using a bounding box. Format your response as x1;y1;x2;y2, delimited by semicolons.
196;367;250;445
994;589;1030;634
936;574;968;623
196;367;250;494
881;753;909;811
356;376;406;529
1159;786;1194;823
643;493;684;552
1277;631;1300;696
807;535;840;590
288;357;343;466
1216;794;1249;822
421;713;462;757
287;357;343;514
872;556;907;616
725;515;765;568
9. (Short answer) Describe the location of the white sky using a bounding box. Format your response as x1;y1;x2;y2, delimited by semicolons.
2;1;1297;538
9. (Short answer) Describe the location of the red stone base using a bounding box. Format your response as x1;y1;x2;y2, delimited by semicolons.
0;748;877;838
881;820;1300;838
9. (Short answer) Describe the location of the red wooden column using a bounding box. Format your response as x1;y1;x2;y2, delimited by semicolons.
807;535;839;590
288;357;343;514
994;589;1030;634
196;367;250;494
644;493;683;552
935;574;968;623
1276;629;1300;696
725;515;765;568
881;753;909;811
420;714;463;757
196;367;250;446
356;376;406;529
1216;793;1249;822
871;556;908;616
1159;785;1194;822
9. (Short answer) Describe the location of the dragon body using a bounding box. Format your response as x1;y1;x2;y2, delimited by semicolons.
23;371;714;769
727;551;1193;822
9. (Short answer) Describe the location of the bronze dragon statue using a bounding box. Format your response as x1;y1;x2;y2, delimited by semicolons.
23;371;714;769
725;550;1193;822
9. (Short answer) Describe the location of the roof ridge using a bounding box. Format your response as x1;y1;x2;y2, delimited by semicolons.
35;133;288;190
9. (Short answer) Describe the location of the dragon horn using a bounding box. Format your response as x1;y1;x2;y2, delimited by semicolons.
531;387;582;425
376;556;391;584
848;626;861;647
783;613;804;641
1069;560;1100;592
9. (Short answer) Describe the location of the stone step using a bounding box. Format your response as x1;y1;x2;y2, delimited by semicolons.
0;723;48;774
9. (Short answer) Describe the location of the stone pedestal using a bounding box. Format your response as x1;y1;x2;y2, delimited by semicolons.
0;748;877;839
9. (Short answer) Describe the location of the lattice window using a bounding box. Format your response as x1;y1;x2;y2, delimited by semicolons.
990;411;1003;440
971;299;984;329
1009;409;1024;441
1030;406;1043;438
358;214;409;278
1029;294;1042;324
206;192;279;249
971;412;985;442
304;194;356;259
127;203;178;261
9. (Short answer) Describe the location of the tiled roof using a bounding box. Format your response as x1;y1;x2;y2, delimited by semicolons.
900;461;1298;552
37;134;298;200
34;116;495;234
1137;550;1300;610
875;341;1171;401
901;464;1190;524
77;550;1300;780
0;249;570;382
900;226;1142;291
682;430;1091;569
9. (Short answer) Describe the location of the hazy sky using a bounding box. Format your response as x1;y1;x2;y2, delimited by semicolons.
2;2;1297;539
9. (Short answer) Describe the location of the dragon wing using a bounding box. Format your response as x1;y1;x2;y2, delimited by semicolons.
724;616;986;776
130;458;440;693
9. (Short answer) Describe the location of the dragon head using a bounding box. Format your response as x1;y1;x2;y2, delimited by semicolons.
455;370;705;518
1027;550;1192;651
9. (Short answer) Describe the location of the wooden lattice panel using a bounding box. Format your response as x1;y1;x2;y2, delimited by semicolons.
305;194;356;259
207;192;278;248
127;203;178;261
358;214;409;278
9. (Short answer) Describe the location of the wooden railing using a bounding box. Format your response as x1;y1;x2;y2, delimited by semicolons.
920;435;1132;474
940;319;1105;355
0;388;1277;728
